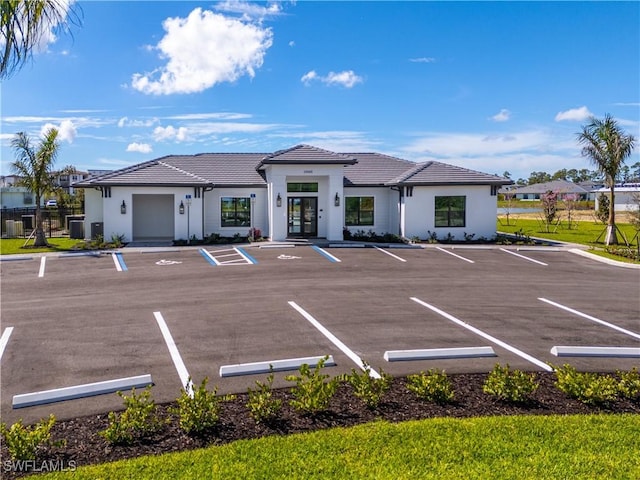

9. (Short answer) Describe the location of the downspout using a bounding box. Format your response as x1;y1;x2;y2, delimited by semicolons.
389;186;404;238
202;184;214;239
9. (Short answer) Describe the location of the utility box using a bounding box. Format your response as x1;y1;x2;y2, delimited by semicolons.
70;220;84;239
91;222;103;240
21;215;34;231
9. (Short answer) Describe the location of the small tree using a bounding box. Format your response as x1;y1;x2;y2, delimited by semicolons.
539;190;558;233
563;193;578;229
577;114;636;245
11;128;61;247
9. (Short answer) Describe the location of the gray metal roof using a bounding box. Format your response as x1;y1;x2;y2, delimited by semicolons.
75;145;509;188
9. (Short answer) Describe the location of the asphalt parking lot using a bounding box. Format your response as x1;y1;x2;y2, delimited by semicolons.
1;244;639;424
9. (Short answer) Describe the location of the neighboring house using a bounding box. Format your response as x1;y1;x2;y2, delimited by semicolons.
594;184;640;212
0;186;37;209
54;171;90;195
502;180;590;201
75;144;511;243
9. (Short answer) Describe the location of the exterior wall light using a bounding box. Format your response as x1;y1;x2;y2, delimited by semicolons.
334;192;340;207
276;193;282;207
120;200;126;214
179;201;185;214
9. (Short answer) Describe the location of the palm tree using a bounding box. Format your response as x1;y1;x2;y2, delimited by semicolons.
577;114;636;245
1;0;81;79
11;128;60;247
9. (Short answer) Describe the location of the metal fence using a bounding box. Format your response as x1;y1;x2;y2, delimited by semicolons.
1;207;85;239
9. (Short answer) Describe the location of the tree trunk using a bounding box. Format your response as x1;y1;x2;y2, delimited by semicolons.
605;186;618;246
33;202;48;247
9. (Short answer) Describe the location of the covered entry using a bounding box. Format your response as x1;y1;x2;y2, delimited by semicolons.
288;197;317;237
132;194;174;240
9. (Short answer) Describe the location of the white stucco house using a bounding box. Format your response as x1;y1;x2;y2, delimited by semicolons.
75;144;511;243
594;184;640;212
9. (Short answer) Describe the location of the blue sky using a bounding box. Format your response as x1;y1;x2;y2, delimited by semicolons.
1;0;639;182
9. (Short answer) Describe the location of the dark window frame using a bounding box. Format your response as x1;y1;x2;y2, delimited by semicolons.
287;183;318;193
434;195;466;228
345;196;375;226
221;196;251;227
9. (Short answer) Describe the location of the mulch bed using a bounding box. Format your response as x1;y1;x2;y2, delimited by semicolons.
2;372;639;478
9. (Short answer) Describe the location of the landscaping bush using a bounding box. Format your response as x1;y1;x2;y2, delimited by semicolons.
340;363;392;409
483;364;539;403
553;364;619;406
285;356;339;414
617;367;640;400
0;415;57;461
406;370;455;404
100;387;163;445
246;370;282;424
171;378;234;434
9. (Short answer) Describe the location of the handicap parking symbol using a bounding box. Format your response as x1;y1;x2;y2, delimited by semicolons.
156;259;183;266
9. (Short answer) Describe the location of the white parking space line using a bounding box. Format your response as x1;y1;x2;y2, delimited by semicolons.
112;252;122;272
0;327;14;361
539;298;640;340
153;311;193;397
436;247;475;264
288;301;380;378
500;248;548;266
374;246;407;262
220;355;336;377
13;374;153;409
411;297;553;371
38;256;46;277
312;246;342;263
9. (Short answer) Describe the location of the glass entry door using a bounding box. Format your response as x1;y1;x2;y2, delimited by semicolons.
287;197;318;237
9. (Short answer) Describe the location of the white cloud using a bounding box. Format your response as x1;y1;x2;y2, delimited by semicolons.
118;116;158;128
301;69;363;88
300;70;318;85
490;109;511;122
401;128;592;180
185;122;281;136
409;57;436;63
40;119;77;143
126;142;153;153
213;1;283;21
131;8;273;95
289;40;295;47
555;106;593;122
269;130;381;152
153;125;188;142
164;112;252;121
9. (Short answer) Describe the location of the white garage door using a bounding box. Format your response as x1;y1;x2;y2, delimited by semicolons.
132;194;175;240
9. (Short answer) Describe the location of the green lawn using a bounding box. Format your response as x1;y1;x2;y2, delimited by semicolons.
497;218;638;247
0;238;83;255
37;414;640;480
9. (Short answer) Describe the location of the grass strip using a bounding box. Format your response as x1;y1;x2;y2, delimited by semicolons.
0;238;83;255
37;414;640;480
497;218;637;247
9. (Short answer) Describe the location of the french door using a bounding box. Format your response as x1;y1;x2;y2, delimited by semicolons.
287;197;318;237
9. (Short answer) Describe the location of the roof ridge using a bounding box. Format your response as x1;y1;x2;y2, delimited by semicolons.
86;159;160;182
263;144;354;161
391;161;434;184
158;160;209;183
